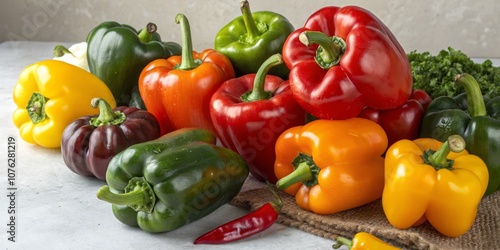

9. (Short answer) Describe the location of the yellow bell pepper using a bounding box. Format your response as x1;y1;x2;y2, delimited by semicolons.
12;60;116;148
333;232;400;250
382;135;489;237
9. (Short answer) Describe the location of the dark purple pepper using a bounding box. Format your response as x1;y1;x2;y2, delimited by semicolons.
61;98;160;180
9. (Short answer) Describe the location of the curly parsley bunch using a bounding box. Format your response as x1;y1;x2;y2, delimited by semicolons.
408;47;500;99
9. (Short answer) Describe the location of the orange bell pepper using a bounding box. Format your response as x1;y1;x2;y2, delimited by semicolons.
383;135;489;237
138;14;234;135
274;118;388;214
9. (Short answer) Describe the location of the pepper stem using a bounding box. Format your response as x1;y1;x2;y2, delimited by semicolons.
240;0;262;43
53;45;74;57
455;73;487;117
332;237;353;249
175;14;201;70
26;92;49;124
96;177;156;213
241;54;283;102
266;181;283;212
276;162;312;190
89;98;126;127
299;31;346;69
276;153;320;190
424;135;466;170
137;22;157;43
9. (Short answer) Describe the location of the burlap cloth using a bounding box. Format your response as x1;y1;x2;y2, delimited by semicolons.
231;176;500;250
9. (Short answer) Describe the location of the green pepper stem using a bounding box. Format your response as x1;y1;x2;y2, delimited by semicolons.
97;186;146;207
137;22;157;43
53;45;73;57
426;135;466;170
175;14;199;70
96;177;156;213
240;0;261;43
89;98;126;126
276;161;313;190
455;73;487;117
299;31;345;69
241;54;282;102
266;181;283;212
332;237;353;249
26;92;49;124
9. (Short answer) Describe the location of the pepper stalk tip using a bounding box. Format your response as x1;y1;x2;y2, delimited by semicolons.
90;97;102;108
240;0;249;9
299;32;312;46
175;13;185;24
454;73;466;82
146;22;157;34
447;134;466;153
53;45;74;57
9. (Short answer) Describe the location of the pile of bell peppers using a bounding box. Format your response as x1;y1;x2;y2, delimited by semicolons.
420;73;500;196
10;1;498;245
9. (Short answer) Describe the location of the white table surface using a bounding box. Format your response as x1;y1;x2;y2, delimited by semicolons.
0;41;338;250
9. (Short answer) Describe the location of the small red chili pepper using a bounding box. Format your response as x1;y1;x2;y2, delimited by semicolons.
193;183;283;244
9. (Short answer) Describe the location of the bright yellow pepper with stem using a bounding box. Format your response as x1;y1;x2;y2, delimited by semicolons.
382;135;489;237
333;232;400;250
12;60;116;148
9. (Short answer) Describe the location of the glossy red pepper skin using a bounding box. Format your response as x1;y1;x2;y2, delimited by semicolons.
282;6;412;120
410;89;433;111
194;203;279;244
358;89;432;146
194;184;283;244
210;73;306;183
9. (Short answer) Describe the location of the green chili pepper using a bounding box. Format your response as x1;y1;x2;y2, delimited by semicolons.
420;73;500;196
214;0;294;79
87;21;181;105
96;128;249;233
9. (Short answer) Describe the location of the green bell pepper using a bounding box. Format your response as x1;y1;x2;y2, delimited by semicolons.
87;21;181;105
96;128;249;233
128;86;147;110
214;0;294;79
420;73;500;196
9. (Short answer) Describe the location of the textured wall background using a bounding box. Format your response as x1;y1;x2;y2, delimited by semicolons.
1;0;499;58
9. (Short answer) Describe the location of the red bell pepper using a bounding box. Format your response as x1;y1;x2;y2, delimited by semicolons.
282;6;412;120
139;14;235;135
210;54;306;183
358;89;432;147
410;89;433;111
